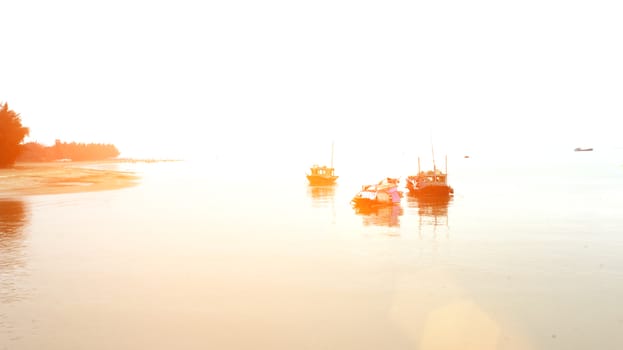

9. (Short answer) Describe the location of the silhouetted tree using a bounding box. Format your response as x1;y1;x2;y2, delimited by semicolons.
0;103;29;168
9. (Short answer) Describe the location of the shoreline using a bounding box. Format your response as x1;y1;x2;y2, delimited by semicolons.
0;161;142;197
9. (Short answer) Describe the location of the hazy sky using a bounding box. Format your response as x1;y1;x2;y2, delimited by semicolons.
2;0;622;161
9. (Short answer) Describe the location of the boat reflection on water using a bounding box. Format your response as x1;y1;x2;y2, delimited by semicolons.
306;185;336;208
0;199;29;261
0;199;30;304
406;194;451;237
408;195;451;219
354;204;404;228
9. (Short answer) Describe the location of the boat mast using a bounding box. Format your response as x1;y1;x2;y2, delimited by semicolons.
330;141;334;169
445;154;448;183
431;134;437;173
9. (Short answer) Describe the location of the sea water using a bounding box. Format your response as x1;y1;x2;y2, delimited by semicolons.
1;150;623;349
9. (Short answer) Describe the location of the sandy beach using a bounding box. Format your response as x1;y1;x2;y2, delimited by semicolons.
0;161;139;196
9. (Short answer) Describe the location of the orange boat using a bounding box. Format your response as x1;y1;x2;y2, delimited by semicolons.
307;142;338;185
351;177;402;208
306;164;338;185
406;156;454;198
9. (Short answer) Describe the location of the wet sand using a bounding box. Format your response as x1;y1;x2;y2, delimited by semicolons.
0;162;139;196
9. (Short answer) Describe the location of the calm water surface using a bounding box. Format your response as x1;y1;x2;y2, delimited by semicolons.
1;151;623;349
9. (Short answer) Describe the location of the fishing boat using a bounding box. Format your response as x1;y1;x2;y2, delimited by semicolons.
306;165;338;185
307;142;338;185
406;155;454;198
574;147;593;152
351;177;402;208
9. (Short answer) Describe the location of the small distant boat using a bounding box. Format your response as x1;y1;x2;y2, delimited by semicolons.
351;177;402;208
406;155;454;198
574;147;593;152
307;165;338;185
307;142;338;185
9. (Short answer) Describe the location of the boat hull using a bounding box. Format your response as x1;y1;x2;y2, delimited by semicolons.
307;175;338;186
407;186;454;198
351;183;402;209
351;197;396;209
406;180;453;198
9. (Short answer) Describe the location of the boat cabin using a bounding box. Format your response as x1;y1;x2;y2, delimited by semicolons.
417;170;447;185
309;165;335;177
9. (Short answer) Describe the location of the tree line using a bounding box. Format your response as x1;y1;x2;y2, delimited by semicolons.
0;102;120;167
17;140;120;162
